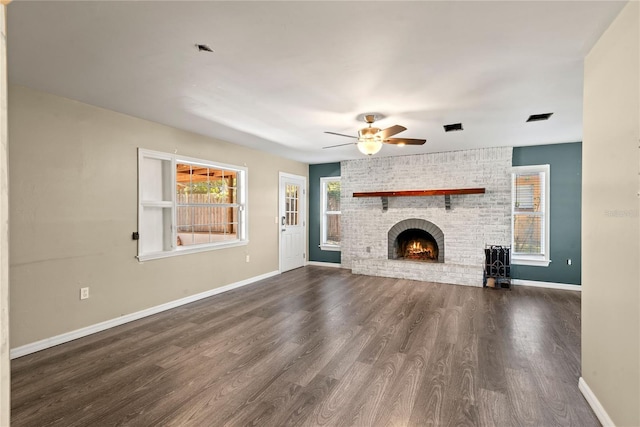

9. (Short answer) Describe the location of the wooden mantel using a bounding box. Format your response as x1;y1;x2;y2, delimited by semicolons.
353;188;486;198
353;187;486;211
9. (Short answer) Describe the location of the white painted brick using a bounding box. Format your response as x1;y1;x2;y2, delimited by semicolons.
341;147;511;286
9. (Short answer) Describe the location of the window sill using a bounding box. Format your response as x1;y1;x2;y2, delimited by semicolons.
319;244;341;252
512;256;550;267
138;240;248;262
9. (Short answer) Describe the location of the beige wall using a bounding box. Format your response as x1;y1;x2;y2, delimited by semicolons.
1;5;10;426
8;84;307;348
582;1;640;425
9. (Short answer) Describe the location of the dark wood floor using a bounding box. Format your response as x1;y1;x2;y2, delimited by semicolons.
11;266;598;426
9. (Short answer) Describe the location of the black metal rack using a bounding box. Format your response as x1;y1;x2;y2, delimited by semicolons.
483;245;511;289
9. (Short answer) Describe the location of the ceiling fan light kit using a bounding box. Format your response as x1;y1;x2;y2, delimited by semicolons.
357;138;383;156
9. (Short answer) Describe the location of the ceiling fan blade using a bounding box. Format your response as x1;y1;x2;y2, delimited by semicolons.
377;125;407;139
323;142;357;149
384;138;426;146
324;131;358;139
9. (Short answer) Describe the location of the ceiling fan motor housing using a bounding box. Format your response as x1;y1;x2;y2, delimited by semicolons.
359;127;382;139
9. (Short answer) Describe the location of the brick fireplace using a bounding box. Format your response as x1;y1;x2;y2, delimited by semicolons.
340;147;512;287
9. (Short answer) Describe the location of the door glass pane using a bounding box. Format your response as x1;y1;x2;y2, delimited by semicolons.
285;183;300;226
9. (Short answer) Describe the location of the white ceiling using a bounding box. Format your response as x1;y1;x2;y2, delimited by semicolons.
7;1;626;164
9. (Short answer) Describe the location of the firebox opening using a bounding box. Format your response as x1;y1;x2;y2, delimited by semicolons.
395;229;439;262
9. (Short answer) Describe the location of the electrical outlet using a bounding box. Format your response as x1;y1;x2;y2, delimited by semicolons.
245;255;250;263
567;259;572;266
80;287;89;300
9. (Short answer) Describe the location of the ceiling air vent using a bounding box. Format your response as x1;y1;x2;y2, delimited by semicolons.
444;123;463;132
195;44;214;53
526;113;553;122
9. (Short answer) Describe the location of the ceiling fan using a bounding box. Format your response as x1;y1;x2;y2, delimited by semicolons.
324;114;426;155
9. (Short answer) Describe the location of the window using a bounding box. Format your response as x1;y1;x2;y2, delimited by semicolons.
320;177;341;251
138;149;247;261
511;165;550;266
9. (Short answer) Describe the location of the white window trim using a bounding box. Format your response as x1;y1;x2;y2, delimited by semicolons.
319;176;341;251
137;148;248;262
511;164;550;267
319;244;341;252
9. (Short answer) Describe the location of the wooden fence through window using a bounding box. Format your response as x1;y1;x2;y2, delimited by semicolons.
176;193;236;234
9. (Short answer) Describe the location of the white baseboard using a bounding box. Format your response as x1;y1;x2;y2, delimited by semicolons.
306;261;343;268
579;377;615;426
10;270;280;359
511;279;581;292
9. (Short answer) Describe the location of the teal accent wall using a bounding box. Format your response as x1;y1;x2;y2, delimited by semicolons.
309;163;341;263
512;142;582;285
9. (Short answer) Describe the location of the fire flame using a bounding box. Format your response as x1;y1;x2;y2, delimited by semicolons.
404;240;435;260
408;241;428;254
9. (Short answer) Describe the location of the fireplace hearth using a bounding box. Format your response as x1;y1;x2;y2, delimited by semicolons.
388;218;445;263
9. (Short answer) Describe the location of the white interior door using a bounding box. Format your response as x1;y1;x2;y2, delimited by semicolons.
279;173;306;272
